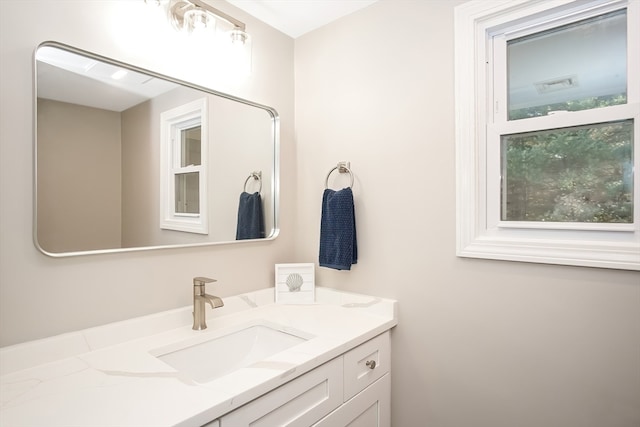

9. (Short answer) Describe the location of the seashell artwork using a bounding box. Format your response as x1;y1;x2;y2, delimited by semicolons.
275;264;314;304
286;273;304;292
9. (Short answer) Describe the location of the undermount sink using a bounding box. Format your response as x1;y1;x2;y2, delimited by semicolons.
151;323;309;383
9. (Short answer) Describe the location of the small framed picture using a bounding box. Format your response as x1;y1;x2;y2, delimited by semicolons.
275;263;315;304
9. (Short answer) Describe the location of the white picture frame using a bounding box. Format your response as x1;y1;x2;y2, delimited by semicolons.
275;263;315;304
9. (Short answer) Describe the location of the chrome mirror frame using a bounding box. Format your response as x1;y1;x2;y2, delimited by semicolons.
33;41;279;257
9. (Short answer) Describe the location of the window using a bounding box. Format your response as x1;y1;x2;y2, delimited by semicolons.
160;98;208;234
455;0;639;270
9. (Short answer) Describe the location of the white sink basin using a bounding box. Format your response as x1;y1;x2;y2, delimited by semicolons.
152;323;309;383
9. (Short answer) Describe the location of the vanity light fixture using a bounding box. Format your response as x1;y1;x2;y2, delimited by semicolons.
168;0;249;44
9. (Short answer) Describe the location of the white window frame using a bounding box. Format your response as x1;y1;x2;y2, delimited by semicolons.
455;0;640;270
160;98;208;234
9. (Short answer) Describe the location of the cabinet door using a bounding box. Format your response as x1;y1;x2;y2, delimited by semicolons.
220;357;342;427
312;373;390;427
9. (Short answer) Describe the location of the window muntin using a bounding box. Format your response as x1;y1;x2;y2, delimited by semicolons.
507;9;627;121
501;120;634;223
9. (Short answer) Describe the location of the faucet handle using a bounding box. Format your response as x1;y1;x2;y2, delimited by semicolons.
193;277;217;286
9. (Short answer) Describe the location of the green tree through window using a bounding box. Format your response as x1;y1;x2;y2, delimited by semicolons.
502;120;633;223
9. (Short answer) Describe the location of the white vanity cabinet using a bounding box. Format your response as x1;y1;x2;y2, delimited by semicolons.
0;288;397;427
219;357;343;426
312;374;390;427
217;331;391;427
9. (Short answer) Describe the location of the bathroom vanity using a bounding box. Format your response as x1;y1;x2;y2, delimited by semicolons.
0;287;397;427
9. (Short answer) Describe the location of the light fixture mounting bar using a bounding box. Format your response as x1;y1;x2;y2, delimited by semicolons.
189;0;246;31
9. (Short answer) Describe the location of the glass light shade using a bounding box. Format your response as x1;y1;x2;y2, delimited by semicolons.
184;8;213;33
229;29;248;45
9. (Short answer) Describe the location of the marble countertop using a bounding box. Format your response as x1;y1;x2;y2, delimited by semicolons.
0;287;397;427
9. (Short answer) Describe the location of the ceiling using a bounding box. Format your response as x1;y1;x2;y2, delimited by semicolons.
225;0;379;38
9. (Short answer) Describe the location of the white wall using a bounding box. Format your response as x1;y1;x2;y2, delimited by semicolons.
0;0;296;346
293;1;640;427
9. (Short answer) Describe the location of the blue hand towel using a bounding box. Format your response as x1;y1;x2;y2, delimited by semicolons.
319;187;358;270
236;191;265;240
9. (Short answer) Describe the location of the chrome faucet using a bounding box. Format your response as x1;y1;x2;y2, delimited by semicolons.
192;277;224;330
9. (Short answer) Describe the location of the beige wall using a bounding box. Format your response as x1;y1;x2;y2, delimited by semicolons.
293;1;639;427
0;0;295;345
120;95;159;248
37;99;122;252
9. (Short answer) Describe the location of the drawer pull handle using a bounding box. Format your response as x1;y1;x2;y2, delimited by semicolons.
365;360;376;369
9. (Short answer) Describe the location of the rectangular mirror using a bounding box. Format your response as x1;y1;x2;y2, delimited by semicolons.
34;42;279;256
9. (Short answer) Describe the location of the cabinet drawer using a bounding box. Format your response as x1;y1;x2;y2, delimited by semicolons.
343;332;390;401
220;357;343;427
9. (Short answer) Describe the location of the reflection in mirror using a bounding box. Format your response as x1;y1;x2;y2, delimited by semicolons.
34;42;278;256
177;124;202;215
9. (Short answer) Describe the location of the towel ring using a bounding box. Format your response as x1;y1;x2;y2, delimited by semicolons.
244;171;262;193
325;162;354;189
